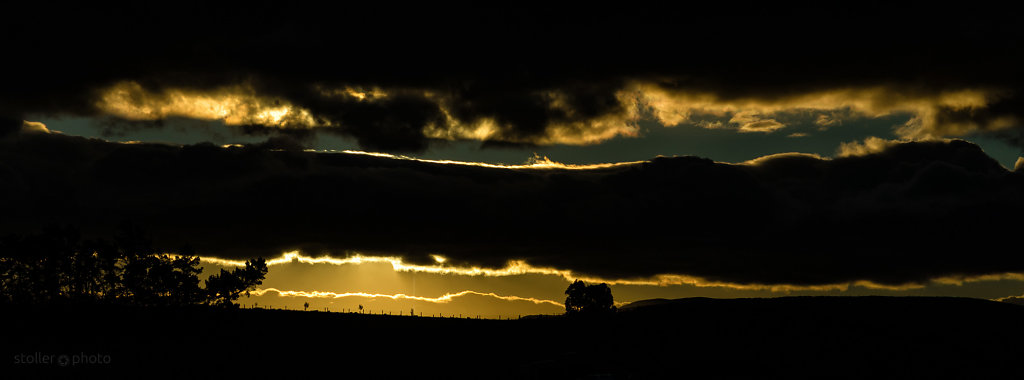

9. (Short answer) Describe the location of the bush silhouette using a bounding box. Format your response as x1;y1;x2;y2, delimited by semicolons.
564;280;616;315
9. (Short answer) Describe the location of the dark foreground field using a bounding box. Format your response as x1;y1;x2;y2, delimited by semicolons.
4;296;1024;379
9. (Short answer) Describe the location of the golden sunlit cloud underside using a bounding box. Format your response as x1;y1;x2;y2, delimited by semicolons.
98;81;322;128
94;80;1018;146
632;83;1010;139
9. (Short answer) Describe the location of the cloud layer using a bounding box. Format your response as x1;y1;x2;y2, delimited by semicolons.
4;4;1024;151
2;129;1021;286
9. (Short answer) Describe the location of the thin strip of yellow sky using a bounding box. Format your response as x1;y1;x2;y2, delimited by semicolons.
200;251;1023;293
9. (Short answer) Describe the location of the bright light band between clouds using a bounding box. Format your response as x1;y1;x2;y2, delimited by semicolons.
199;251;1024;292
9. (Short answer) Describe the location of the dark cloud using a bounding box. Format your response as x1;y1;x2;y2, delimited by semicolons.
0;118;21;137
999;296;1024;306
1;130;1021;286
299;93;446;152
4;3;1024;151
4;4;1023;286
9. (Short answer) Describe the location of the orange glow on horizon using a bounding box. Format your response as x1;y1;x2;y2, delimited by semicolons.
198;251;995;293
250;287;566;308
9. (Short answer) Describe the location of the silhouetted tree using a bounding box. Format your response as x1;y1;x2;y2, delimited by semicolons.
169;251;205;304
304;301;309;311
565;280;616;315
121;253;205;306
205;258;269;307
107;226;206;306
0;224;211;306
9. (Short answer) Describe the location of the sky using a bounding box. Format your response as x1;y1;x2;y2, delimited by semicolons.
3;3;1024;316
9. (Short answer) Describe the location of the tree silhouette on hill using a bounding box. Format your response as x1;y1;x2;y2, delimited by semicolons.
565;280;616;315
204;257;269;307
0;224;267;307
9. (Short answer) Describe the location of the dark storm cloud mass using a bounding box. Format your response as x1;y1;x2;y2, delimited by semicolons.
2;130;1022;286
4;3;1024;151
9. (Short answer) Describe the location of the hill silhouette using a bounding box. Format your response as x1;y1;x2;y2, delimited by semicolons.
4;296;1024;379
